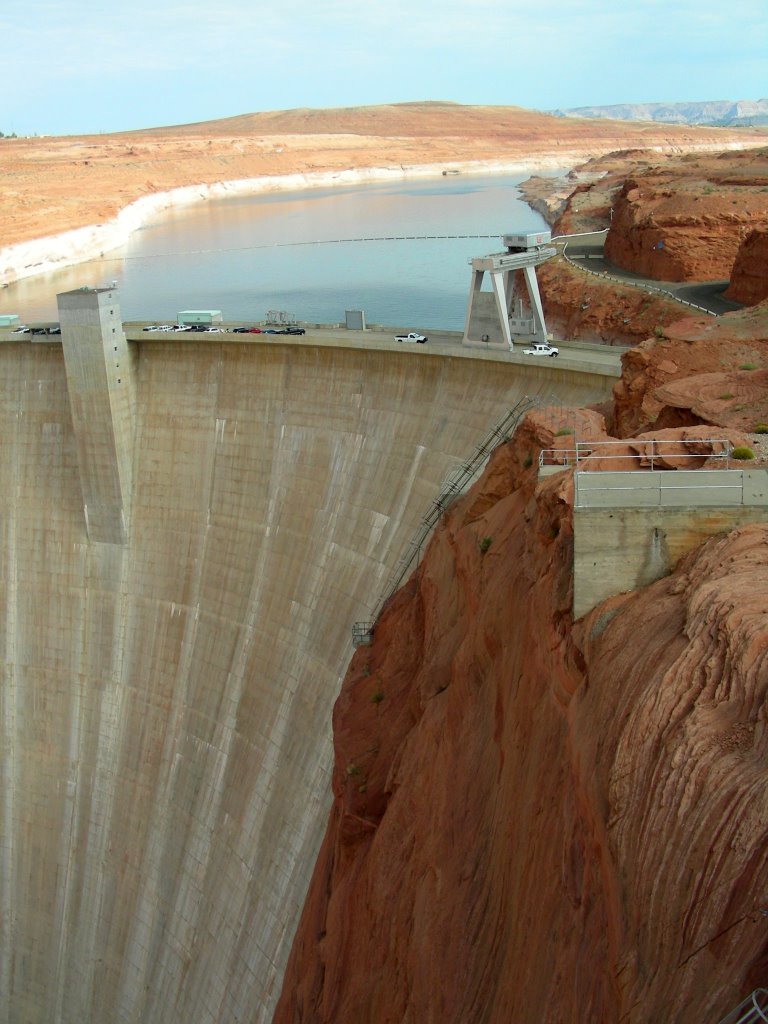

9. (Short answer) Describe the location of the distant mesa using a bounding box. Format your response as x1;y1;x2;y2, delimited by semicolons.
550;98;768;127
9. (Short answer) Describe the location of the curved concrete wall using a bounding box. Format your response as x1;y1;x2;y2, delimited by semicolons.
0;339;612;1024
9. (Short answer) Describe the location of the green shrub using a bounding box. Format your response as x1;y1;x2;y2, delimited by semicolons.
740;363;758;371
732;446;755;461
654;326;666;339
555;427;573;436
370;691;384;704
478;536;492;554
523;453;533;468
718;392;734;400
754;423;768;434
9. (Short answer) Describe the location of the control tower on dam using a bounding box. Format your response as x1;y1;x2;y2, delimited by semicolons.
0;296;616;1024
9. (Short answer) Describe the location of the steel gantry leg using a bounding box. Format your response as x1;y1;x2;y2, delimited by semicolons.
522;263;547;337
490;269;514;351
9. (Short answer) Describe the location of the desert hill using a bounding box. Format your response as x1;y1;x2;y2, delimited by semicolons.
123;100;759;140
3;101;767;270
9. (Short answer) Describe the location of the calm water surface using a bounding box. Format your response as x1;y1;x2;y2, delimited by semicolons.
6;171;559;329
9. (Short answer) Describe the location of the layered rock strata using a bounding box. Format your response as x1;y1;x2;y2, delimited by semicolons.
725;229;768;306
600;149;768;282
611;302;768;435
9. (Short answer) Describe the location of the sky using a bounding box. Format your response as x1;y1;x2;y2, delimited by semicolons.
2;0;766;136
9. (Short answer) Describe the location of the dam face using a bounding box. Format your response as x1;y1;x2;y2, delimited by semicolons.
0;325;612;1023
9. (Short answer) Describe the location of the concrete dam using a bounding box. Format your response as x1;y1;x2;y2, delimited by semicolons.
0;292;616;1024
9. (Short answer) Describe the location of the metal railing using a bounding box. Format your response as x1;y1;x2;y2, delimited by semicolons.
534;438;754;508
539;448;578;469
352;395;538;646
573;443;749;509
717;989;768;1024
540;438;734;471
577;438;733;469
575;473;747;509
561;241;718;317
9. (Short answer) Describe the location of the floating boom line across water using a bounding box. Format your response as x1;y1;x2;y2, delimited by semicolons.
93;234;501;263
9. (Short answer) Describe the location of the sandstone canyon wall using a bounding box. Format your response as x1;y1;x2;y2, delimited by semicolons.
274;416;768;1024
599;150;768;283
725;229;768;306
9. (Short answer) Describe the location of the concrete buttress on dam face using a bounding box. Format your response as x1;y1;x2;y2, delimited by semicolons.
0;299;612;1024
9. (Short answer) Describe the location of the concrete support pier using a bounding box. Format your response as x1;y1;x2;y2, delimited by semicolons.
57;287;134;544
462;245;556;350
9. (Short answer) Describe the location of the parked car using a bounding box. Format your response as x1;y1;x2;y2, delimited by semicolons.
247;328;262;334
11;325;30;334
231;327;250;333
142;325;160;332
284;327;305;335
395;332;428;344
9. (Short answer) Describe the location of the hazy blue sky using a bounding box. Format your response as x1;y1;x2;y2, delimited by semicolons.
3;0;766;136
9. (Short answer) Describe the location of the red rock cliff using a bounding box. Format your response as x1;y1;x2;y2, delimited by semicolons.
725;229;768;306
603;165;768;282
273;414;768;1024
611;301;768;435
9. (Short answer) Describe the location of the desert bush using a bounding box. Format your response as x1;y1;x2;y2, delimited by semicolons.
732;446;755;460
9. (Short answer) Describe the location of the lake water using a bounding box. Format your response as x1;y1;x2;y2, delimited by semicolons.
5;170;559;330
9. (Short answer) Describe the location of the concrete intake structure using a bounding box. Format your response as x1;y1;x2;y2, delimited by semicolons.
463;238;556;350
0;298;614;1024
58;288;135;544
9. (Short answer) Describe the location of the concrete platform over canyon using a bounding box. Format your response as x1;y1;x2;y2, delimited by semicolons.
0;316;616;1024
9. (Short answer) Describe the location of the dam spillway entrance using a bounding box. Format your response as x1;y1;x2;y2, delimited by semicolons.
0;333;612;1023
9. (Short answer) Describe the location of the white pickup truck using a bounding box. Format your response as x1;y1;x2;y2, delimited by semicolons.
522;342;559;357
395;332;428;344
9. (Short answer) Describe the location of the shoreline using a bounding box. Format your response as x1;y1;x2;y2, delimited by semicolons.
0;139;761;288
0;156;572;288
